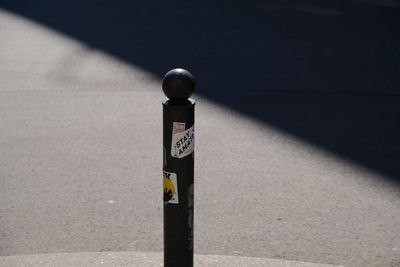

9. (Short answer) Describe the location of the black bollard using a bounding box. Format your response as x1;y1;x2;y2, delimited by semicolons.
162;68;195;267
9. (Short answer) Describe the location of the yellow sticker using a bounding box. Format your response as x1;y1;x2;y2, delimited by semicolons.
163;171;178;204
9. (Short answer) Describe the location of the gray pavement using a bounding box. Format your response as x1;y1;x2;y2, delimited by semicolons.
0;252;344;267
1;6;400;267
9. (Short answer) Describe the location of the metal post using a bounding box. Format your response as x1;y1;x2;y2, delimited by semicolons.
162;68;195;267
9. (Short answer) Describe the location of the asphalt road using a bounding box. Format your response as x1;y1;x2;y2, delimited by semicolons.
1;4;400;267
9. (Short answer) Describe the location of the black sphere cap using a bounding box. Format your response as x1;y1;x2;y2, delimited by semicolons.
162;68;195;101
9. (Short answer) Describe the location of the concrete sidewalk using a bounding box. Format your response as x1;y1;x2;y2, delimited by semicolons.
0;252;344;267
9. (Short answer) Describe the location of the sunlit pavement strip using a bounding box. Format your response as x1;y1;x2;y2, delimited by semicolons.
0;252;345;267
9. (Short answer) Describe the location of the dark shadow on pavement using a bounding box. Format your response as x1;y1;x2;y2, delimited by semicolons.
2;0;399;180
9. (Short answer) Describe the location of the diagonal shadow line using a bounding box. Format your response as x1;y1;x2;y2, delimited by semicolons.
1;0;400;180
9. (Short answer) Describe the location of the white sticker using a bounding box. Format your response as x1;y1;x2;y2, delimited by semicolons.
163;171;179;204
171;122;194;159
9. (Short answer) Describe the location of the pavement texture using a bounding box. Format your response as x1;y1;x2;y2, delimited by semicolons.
0;252;345;267
1;2;400;267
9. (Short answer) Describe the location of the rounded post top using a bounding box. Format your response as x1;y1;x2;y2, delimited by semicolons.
162;68;195;101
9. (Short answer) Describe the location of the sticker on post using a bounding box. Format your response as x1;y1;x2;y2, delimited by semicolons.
163;171;179;204
171;122;194;159
172;122;186;134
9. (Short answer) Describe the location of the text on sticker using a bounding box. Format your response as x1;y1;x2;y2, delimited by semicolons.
171;125;194;158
